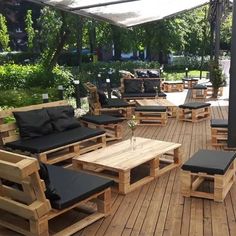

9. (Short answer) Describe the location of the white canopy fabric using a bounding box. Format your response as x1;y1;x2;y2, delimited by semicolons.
29;0;212;27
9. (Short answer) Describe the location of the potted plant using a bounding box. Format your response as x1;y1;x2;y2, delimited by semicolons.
209;61;226;98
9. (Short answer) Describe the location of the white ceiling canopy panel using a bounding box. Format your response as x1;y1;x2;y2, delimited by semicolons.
28;0;211;27
80;0;209;27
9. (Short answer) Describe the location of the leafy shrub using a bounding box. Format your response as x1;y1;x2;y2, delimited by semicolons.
0;88;59;108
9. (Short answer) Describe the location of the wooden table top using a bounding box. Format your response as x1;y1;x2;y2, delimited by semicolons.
136;99;176;107
74;137;181;171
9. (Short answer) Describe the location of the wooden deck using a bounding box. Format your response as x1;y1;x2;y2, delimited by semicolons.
0;88;234;236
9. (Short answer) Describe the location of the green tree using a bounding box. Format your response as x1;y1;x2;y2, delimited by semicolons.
0;14;10;52
25;10;35;52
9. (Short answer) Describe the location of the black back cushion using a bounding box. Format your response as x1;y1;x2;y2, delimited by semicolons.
13;109;53;139
97;90;108;105
124;79;143;93
147;70;160;78
136;70;149;78
46;106;81;132
143;79;161;93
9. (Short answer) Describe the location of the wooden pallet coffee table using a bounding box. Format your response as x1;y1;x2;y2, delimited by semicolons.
136;99;177;117
73;137;181;194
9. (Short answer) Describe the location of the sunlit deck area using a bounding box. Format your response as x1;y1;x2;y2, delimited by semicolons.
0;87;234;236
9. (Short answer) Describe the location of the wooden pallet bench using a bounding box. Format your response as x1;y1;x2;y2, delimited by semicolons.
178;102;211;122
211;119;228;147
181;149;235;202
135;106;168;126
163;81;184;92
0;101;106;164
0;150;113;235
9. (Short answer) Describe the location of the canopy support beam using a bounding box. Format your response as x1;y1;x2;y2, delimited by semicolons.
228;0;236;147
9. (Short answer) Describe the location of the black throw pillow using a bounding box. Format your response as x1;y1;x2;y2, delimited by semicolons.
136;70;149;78
46;106;81;132
13;109;53;139
147;70;160;78
124;79;143;93
39;163;61;202
143;79;161;93
97;90;108;105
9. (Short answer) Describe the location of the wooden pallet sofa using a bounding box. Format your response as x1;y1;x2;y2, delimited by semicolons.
0;150;113;235
120;78;167;101
120;68;166;100
84;82;132;118
0;100;106;164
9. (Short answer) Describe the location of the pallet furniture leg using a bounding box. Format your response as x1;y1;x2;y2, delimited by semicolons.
30;218;49;236
150;158;159;177
180;171;191;197
97;188;111;215
119;171;130;194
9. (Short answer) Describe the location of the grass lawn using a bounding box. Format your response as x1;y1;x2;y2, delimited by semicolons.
164;70;208;81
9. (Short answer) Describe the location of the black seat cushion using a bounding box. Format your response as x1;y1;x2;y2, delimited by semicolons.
211;119;228;128
46;164;114;210
136;70;149;78
13;109;53;139
135;106;167;112
157;91;167;97
122;92;166;98
147;70;160;78
97;90;108;105
5;127;105;153
102;98;130;108
81;114;124;125
143;79;161;93
46;106;81;132
124;79;143;93
182;149;236;175
179;102;211;109
192;84;207;89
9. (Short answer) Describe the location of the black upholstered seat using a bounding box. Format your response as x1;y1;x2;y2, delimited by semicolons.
135;106;167;112
211;119;228;128
81;114;124;125
6;127;105;153
122;92;166;98
192;84;207;89
182;149;236;175
46;164;113;210
182;78;198;82
179;102;211;109
102;98;130;108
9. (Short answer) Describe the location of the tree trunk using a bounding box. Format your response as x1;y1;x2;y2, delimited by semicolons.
212;87;219;98
48;11;70;70
76;17;84;68
89;20;96;54
111;25;122;60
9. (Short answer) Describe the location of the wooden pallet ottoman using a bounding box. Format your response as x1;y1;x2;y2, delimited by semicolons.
192;84;207;99
135;106;168;126
182;78;198;89
211;119;228;147
163;81;184;92
181;149;236;202
178;102;211;122
80;114;124;142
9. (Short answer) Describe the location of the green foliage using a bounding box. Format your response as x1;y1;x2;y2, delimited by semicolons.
0;88;58;108
0;14;10;52
36;7;62;66
25;10;35;52
209;61;226;89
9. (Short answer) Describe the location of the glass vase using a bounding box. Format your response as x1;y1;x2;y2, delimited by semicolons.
130;130;136;151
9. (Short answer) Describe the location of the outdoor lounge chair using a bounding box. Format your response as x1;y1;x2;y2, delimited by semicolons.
84;82;132;118
0;150;113;235
0;100;106;164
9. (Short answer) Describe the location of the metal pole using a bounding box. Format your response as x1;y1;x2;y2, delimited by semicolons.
58;85;64;100
228;0;236;147
74;80;81;108
42;93;49;103
215;0;222;63
106;78;111;98
185;68;188;78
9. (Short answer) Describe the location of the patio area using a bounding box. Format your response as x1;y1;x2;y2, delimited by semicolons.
0;87;233;236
